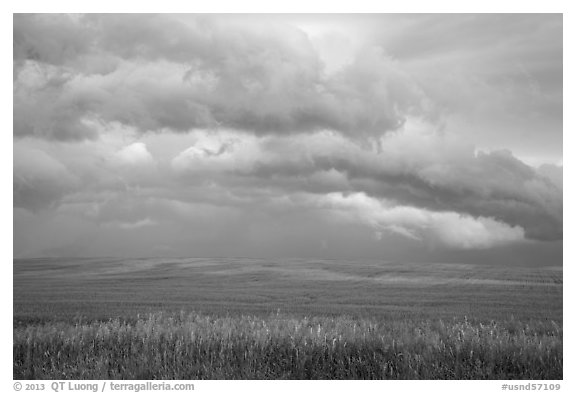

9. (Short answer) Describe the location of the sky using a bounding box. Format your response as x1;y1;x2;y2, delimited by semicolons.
13;14;563;265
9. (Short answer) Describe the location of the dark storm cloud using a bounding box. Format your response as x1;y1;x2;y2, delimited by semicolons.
12;129;561;254
12;14;562;259
13;144;78;210
14;14;92;71
171;131;562;241
13;14;430;141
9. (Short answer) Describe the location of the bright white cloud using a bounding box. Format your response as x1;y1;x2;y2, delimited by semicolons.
102;218;157;230
315;192;525;249
114;142;155;167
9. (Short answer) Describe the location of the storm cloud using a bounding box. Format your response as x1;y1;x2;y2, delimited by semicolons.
14;14;430;141
13;14;562;262
170;129;562;242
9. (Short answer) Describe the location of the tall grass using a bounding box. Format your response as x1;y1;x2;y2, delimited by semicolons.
13;312;562;379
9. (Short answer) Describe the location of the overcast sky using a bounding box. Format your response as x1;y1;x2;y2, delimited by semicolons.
13;14;562;265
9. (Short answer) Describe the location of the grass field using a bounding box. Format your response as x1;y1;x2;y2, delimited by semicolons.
13;257;563;379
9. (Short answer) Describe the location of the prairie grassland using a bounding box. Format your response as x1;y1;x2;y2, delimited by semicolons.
13;257;563;323
13;311;562;379
13;258;563;379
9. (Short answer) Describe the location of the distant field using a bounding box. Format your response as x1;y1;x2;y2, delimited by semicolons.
13;257;563;323
13;258;563;379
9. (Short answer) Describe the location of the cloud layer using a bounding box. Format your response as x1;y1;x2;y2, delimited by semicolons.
14;14;432;141
169;129;562;243
13;14;563;261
